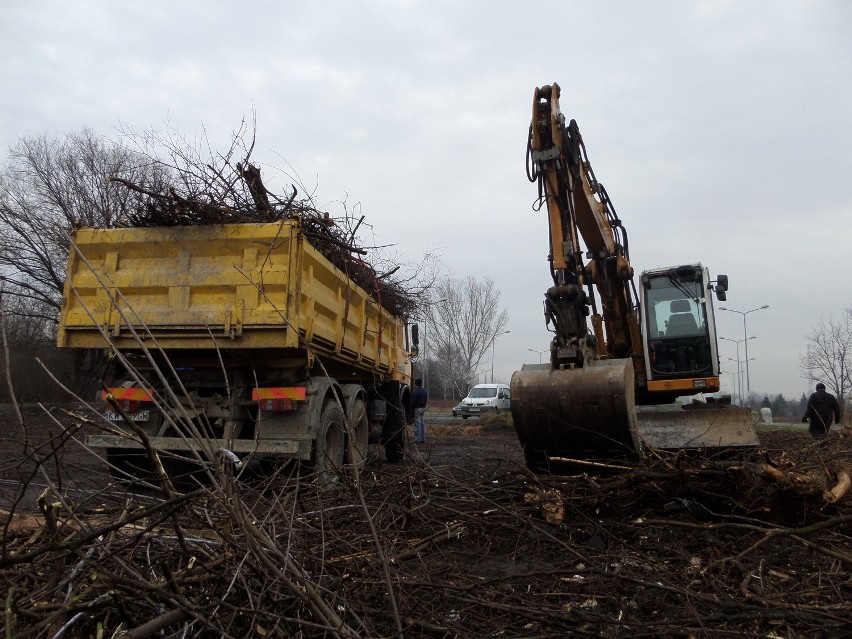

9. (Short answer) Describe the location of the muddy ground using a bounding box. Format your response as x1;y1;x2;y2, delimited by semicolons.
1;403;850;638
0;403;522;512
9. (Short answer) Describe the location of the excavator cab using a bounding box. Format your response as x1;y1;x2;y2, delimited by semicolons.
639;265;721;404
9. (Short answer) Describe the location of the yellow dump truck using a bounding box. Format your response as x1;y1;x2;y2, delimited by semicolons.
58;219;416;475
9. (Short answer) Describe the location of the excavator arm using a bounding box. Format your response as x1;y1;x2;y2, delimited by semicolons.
527;83;642;370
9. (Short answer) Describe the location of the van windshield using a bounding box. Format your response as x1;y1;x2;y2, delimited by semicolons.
469;387;497;398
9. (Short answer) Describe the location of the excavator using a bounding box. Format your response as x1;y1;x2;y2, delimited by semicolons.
511;83;758;470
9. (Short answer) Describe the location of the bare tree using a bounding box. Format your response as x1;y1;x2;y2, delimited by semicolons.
0;130;171;398
800;309;852;404
0;129;169;316
427;276;509;396
418;346;468;400
0;293;77;402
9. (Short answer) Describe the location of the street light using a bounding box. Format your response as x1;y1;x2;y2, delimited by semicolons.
719;335;757;406
741;358;755;404
528;348;548;364
490;330;510;383
725;357;743;405
719;305;769;404
719;369;737;403
421;322;429;394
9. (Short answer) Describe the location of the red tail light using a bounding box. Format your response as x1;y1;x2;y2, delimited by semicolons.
252;387;305;412
260;398;295;412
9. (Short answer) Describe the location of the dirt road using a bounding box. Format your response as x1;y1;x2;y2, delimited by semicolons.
0;403;522;512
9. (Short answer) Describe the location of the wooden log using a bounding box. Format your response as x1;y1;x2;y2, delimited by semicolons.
760;464;824;497
823;470;851;503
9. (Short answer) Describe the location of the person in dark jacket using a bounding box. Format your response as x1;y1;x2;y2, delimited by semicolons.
412;378;428;444
802;382;841;439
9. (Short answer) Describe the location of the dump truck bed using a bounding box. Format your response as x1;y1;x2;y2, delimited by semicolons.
58;220;408;378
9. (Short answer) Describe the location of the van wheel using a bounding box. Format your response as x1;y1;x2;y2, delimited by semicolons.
462;415;468;420
494;408;500;415
312;400;345;483
347;398;369;466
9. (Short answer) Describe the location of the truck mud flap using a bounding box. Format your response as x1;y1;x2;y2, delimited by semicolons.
378;380;406;462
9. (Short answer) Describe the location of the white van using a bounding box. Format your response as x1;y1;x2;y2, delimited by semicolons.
453;383;511;418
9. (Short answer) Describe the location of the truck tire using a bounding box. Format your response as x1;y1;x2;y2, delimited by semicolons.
313;400;345;483
347;398;369;466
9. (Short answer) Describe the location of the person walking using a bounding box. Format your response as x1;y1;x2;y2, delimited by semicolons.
412;378;428;444
802;382;841;439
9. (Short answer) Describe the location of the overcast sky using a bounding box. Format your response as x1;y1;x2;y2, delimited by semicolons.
2;1;850;401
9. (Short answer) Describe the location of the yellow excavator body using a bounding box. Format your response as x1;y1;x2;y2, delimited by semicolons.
514;83;757;470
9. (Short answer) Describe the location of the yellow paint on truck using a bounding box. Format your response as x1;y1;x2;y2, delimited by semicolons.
58;219;410;382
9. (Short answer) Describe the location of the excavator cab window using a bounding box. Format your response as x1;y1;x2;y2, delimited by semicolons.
643;271;713;378
663;299;701;337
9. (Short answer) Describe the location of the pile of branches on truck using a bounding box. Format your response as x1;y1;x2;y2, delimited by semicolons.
109;156;422;319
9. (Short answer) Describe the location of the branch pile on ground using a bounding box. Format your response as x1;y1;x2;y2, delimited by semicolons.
2;417;850;638
109;161;420;318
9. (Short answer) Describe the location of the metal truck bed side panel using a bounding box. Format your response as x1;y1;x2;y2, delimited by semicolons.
58;221;405;376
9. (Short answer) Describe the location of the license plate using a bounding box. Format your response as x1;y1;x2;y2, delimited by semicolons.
469;407;480;412
104;410;150;422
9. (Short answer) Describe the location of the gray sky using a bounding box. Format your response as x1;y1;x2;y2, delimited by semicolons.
2;1;851;401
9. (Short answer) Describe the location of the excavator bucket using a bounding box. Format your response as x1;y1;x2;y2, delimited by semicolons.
511;359;759;471
511;359;639;466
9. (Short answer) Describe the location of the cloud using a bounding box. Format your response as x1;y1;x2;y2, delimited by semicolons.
2;1;850;398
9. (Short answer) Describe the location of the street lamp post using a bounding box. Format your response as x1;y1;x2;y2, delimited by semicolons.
720;336;755;406
726;357;743;405
719;369;737;403
490;330;510;383
741;358;755;405
528;348;548;364
719;305;769;405
422;322;429;394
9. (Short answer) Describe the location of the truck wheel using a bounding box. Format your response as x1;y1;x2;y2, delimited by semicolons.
313;400;345;483
347;398;369;466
